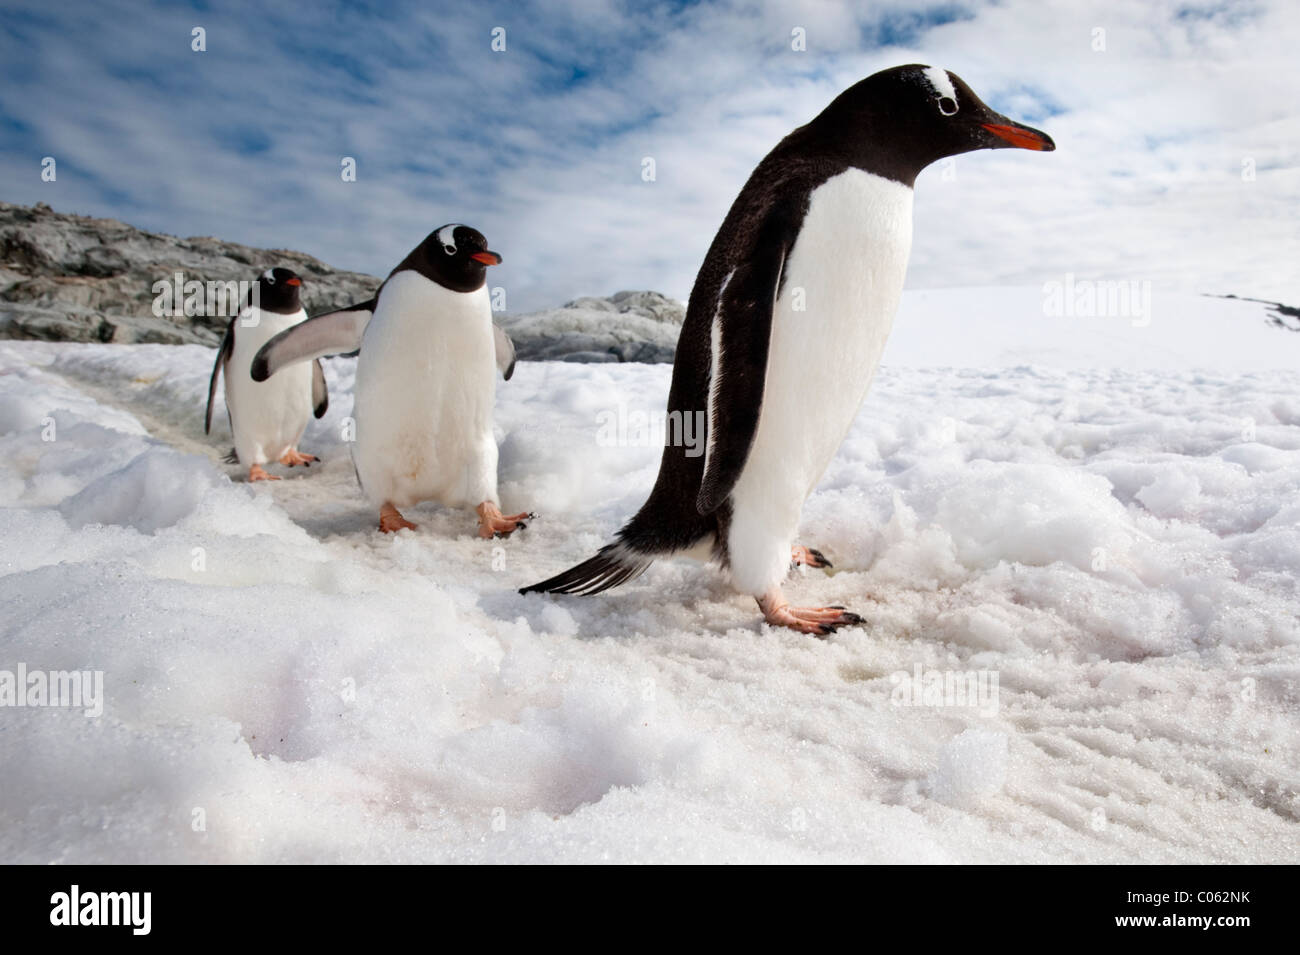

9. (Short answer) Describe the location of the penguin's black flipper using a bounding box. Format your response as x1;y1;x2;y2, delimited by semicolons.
520;543;653;596
250;297;377;381
311;359;329;418
695;208;798;515
204;318;235;435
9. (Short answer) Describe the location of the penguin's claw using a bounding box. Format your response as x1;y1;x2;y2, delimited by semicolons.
477;503;531;539
279;449;318;468
379;503;418;533
791;607;863;625
790;545;832;570
248;464;280;482
758;592;863;637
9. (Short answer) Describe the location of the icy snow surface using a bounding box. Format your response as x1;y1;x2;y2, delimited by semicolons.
0;287;1297;863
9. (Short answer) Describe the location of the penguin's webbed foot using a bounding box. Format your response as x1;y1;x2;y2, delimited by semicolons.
379;503;418;533
791;545;832;570
279;449;318;467
248;464;280;482
758;591;863;638
476;502;533;539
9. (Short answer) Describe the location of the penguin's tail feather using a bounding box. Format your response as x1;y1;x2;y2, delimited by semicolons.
520;542;654;596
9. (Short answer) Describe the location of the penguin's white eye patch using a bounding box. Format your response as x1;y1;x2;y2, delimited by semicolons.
262;268;275;283
436;224;460;256
921;65;959;115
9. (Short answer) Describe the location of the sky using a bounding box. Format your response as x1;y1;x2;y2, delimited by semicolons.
0;0;1296;311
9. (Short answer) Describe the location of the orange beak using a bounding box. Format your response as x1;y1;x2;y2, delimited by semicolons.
981;122;1055;151
471;251;502;266
285;277;302;286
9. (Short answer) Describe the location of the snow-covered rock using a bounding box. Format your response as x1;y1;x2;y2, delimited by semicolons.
500;289;684;363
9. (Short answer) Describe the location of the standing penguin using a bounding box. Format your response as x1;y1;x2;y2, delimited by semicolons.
522;65;1055;635
205;267;327;482
249;225;530;537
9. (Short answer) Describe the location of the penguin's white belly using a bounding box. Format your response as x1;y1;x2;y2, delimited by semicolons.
225;307;313;465
727;168;914;595
353;272;498;510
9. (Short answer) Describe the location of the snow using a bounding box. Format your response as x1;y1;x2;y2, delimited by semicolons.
886;287;1293;371
928;729;1008;807
0;287;1297;863
60;449;218;533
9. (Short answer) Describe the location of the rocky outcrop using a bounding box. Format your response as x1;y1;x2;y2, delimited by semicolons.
0;200;683;362
1208;294;1300;332
499;290;684;363
0;201;380;346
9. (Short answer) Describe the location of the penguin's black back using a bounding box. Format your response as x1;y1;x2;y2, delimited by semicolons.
613;130;850;557
522;143;833;599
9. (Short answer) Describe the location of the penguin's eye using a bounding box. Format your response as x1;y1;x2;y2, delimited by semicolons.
442;243;456;256
266;275;276;285
938;96;958;116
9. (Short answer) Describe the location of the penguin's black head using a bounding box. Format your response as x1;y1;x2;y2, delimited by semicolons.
253;267;303;314
815;64;1055;185
417;223;502;293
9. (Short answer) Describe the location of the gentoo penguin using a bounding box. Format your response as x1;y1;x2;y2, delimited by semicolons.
522;65;1054;635
204;267;328;482
249;225;530;537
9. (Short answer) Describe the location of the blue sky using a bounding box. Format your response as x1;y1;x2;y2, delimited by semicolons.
1;0;1296;310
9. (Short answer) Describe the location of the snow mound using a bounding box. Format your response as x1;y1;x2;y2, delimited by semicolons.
928;729;1009;806
61;449;215;533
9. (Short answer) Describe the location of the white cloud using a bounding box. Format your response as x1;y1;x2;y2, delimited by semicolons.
0;0;1295;309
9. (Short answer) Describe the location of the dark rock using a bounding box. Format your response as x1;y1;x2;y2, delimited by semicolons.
0;200;684;363
0;200;381;346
